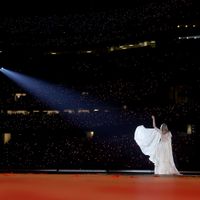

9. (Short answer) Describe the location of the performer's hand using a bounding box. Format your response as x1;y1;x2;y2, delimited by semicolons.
151;115;155;119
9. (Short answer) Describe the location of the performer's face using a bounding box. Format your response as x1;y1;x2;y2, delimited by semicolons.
162;128;168;134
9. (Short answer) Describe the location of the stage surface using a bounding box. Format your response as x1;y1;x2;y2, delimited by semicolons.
0;173;200;200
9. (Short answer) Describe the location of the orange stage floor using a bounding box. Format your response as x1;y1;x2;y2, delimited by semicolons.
0;173;200;200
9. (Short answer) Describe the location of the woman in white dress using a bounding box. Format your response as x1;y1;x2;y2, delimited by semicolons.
134;115;181;175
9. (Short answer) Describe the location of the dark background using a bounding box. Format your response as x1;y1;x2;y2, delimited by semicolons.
0;1;200;171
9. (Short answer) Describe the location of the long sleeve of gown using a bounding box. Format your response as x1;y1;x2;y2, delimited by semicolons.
134;125;161;164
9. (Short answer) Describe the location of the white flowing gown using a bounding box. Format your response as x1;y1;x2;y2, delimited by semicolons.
134;125;180;175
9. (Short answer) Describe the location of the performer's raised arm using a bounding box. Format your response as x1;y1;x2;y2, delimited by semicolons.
151;115;157;128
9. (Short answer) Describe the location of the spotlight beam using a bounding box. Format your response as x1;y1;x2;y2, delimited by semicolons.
1;68;119;129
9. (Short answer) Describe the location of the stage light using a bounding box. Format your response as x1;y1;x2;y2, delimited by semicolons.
86;131;95;139
3;133;11;144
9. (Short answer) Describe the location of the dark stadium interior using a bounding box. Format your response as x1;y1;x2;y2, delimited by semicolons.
0;1;200;173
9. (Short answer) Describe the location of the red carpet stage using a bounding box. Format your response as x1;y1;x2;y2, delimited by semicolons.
1;173;200;200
